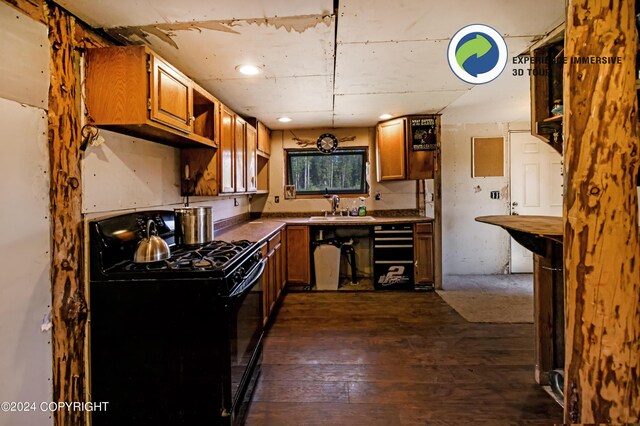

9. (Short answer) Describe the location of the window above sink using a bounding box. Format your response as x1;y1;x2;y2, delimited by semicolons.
286;148;368;196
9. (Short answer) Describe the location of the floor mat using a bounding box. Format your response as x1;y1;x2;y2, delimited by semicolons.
437;274;533;323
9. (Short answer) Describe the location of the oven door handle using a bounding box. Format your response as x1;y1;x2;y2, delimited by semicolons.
228;258;266;299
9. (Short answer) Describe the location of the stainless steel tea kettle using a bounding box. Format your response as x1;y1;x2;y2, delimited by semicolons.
134;220;171;263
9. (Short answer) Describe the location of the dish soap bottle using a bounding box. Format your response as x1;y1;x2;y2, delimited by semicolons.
351;200;358;216
357;197;367;216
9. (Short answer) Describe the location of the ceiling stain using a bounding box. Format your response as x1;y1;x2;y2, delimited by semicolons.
108;14;333;50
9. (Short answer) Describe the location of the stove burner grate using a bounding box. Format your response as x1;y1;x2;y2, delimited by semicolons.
115;240;253;273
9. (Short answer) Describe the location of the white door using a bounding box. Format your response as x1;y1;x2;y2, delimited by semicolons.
509;131;563;273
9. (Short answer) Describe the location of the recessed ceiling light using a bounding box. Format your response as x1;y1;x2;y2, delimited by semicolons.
236;64;262;75
379;113;393;120
278;117;292;123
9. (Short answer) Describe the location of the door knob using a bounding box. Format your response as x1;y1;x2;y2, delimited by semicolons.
511;201;518;206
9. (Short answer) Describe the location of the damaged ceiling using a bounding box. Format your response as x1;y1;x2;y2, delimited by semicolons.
55;0;564;129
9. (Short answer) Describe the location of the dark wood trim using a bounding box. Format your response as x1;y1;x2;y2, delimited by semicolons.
563;1;640;423
48;4;88;426
433;115;442;289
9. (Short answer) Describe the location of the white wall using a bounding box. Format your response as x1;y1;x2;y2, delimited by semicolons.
0;3;52;425
82;130;251;221
251;127;434;216
440;122;518;275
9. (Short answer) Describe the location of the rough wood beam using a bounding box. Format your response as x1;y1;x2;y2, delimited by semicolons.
563;0;640;423
73;21;112;49
2;0;45;24
47;3;88;426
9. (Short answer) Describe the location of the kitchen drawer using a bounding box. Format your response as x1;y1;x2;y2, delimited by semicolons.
259;242;268;259
268;231;281;252
415;222;433;234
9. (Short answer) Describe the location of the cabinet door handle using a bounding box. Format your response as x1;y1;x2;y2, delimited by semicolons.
415;260;418;272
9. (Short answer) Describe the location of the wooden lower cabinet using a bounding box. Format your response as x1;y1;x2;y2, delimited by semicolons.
262;230;286;325
286;226;310;285
414;222;434;286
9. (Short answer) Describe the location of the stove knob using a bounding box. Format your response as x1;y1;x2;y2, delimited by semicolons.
254;252;262;261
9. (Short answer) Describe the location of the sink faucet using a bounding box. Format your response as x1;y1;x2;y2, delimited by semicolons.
329;194;340;215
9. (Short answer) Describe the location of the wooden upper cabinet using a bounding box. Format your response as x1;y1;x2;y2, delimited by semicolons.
85;45;217;148
257;121;271;156
376;117;407;181
234;116;247;193
246;124;258;192
375;115;438;181
529;28;564;155
149;54;192;134
219;105;235;193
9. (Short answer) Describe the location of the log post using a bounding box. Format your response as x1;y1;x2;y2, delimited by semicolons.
563;0;640;423
47;3;88;426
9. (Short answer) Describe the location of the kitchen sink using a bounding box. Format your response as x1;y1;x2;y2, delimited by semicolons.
308;216;376;222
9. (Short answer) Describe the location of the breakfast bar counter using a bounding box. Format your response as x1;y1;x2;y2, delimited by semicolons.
476;215;564;386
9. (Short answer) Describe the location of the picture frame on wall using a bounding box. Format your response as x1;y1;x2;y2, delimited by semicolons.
284;185;296;199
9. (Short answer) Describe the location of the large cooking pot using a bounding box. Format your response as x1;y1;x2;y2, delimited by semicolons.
174;206;214;246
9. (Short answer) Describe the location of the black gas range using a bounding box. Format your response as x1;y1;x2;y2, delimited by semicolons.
89;211;265;426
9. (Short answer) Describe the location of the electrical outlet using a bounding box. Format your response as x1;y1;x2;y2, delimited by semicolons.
275;196;280;203
234;198;239;206
490;191;501;199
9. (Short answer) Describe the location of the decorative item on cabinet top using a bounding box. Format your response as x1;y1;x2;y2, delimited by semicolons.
290;130;356;148
84;45;220;149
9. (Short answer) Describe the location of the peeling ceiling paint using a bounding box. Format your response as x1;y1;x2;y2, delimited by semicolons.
56;0;565;128
109;14;333;50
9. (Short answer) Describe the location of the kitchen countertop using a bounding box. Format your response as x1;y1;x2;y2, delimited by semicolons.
216;215;434;243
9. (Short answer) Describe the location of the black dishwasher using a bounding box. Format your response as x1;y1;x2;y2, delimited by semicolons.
373;224;414;290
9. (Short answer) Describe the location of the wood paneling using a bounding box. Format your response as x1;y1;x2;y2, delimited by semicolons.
247;292;563;424
286;226;310;284
219;105;235;193
563;1;640;423
48;5;88;425
246;123;257;192
376;117;406;181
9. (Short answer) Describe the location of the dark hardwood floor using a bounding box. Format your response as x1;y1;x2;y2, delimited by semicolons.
246;291;562;425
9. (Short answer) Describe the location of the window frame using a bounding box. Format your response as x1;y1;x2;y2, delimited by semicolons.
285;147;369;196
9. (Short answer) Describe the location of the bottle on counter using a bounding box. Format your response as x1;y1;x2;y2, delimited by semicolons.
351;200;358;216
357;197;367;216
